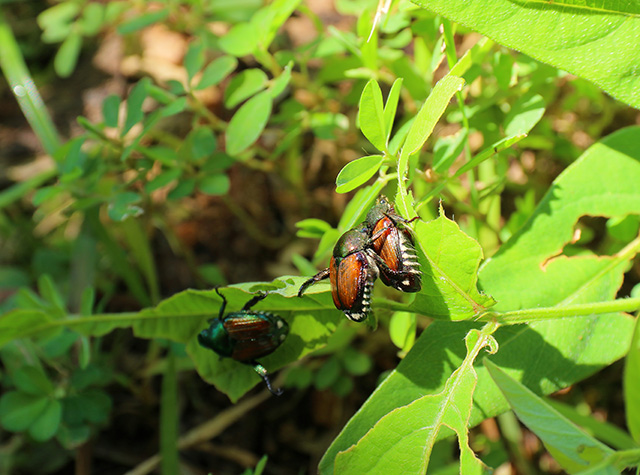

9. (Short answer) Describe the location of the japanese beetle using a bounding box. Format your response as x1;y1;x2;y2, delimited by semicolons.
366;196;422;292
198;289;289;395
299;223;389;322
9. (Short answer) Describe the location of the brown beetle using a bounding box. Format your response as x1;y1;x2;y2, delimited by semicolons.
365;196;422;292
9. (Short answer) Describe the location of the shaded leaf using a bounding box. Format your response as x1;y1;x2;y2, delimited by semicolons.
224;68;269;108
486;360;617;474
195;56;238;90
226;91;272;156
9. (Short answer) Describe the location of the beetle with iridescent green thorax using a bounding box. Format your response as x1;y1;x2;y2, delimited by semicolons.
198;288;289;395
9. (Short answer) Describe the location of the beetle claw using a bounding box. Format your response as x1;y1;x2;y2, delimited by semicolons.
252;362;283;396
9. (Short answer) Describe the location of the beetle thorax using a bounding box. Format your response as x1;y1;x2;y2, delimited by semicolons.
198;319;234;357
333;227;370;258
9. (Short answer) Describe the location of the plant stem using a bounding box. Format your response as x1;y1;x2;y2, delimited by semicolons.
160;346;179;475
0;9;60;155
482;297;640;324
441;19;480;238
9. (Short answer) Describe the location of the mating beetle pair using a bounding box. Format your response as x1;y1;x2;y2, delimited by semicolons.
298;195;422;322
198;288;289;395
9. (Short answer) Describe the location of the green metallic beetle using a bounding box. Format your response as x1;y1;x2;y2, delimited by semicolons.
198;288;289;395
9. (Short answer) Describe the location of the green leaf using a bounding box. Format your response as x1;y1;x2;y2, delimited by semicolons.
504;92;545;137
607;215;640;243
195;56;238;90
0;392;49;432
341;348;371;376
358;79;386;151
63;390;111;425
382;78;403;142
168;178;196;200
388;311;416;352
224;68;269;108
184;41;204;83
189;127;217;160
485;360;617;474
396;75;464;216
268;61;292;98
315;357;341;390
198;174;230;196
78;2;104;36
402;75;464;157
337;182;386;231
159;96;187;118
334;329;494;474
102;94;120;128
625;316;640;442
405;208;496;320
413;0;640;109
122;77;150;136
254;0;302;49
38;274;66;313
295;219;332;239
116;8;169;35
107;191;143;222
548;399;639;451
219;23;259;57
54;30;82;77
226;90;272;156
13;366;54;396
310;112;348;140
144;168;183;193
37;2;79;30
432;129;467;174
145;146;178;166
29;398;62;441
335;155;384;193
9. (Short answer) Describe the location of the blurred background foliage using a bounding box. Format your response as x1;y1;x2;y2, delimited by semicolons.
0;0;639;473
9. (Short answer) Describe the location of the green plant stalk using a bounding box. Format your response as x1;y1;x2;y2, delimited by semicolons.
0;9;60;155
485;297;640;324
160;346;179;475
441;19;480;238
374;297;640;324
497;410;537;475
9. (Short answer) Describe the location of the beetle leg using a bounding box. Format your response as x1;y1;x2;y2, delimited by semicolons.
298;267;330;297
369;224;393;245
242;291;269;311
251;361;283;396
368;249;419;279
214;287;227;319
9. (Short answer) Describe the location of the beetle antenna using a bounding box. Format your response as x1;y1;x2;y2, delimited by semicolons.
252;362;283;396
214;287;227;318
382;211;419;226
